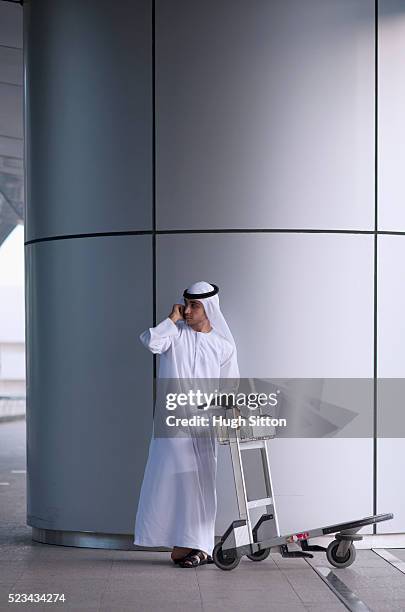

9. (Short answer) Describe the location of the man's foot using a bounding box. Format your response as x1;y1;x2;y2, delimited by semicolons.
178;549;213;568
171;547;193;564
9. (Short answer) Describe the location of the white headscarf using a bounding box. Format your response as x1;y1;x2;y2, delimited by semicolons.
180;281;237;354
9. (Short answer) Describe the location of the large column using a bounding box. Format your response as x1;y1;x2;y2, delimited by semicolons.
24;0;154;547
154;0;377;536
25;0;403;551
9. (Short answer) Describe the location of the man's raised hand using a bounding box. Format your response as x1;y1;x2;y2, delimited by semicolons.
169;304;185;323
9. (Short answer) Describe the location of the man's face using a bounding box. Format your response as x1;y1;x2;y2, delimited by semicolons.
183;299;207;327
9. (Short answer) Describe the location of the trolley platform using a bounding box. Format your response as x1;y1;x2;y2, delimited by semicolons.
209;401;393;570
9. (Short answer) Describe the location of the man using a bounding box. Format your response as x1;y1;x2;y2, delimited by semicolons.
134;281;239;568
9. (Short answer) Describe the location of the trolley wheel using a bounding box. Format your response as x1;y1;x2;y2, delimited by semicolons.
247;548;271;562
212;542;241;571
326;539;356;568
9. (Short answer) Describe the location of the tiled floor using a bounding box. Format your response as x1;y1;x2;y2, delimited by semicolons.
0;419;403;611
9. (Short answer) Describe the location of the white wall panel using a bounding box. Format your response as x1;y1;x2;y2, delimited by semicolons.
156;0;374;231
377;235;405;532
157;232;374;535
378;3;405;231
157;233;374;378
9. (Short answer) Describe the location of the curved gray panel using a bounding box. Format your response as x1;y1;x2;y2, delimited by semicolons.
377;235;405;533
157;232;374;378
25;235;153;533
156;0;374;231
378;0;405;231
156;232;374;533
24;0;152;242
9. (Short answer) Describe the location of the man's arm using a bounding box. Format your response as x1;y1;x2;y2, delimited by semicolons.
218;342;240;399
139;304;183;354
220;343;240;379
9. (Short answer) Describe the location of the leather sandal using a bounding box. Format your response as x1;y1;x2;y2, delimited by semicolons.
178;549;213;568
172;553;190;565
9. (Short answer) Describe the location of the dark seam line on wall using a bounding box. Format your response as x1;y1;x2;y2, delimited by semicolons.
152;0;157;419
156;229;374;235
25;229;405;246
24;231;152;245
373;0;378;534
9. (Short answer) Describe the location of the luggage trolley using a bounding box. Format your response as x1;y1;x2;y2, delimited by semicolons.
211;401;393;571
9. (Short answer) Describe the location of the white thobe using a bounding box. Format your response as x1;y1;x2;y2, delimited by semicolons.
133;316;239;555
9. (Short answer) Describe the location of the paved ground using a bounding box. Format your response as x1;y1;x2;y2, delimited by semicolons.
0;419;404;611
